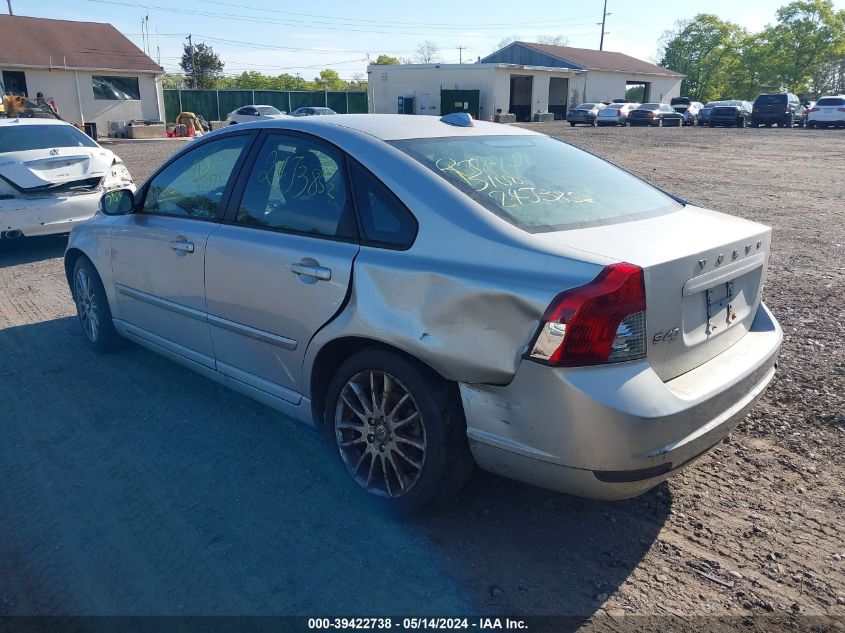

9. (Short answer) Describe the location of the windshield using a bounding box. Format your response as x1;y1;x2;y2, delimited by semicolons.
390;135;680;233
0;124;98;153
257;106;282;115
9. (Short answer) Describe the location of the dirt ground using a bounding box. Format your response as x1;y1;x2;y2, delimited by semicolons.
0;127;842;629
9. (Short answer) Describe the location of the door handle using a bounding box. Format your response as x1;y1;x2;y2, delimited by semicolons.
169;239;195;253
289;262;331;281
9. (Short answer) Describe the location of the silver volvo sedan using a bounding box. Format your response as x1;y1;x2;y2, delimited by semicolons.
65;113;782;514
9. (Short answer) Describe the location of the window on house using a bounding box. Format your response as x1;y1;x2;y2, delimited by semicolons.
92;76;140;100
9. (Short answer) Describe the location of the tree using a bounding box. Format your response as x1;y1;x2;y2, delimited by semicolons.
348;72;368;91
413;41;441;63
766;0;845;93
314;69;348;91
495;35;522;51
658;15;746;102
162;73;186;89
373;54;400;65
537;34;569;47
180;42;224;89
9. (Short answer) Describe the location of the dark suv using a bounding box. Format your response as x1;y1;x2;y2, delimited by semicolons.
751;93;805;128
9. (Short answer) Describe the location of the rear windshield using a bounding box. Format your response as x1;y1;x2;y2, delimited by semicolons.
575;103;596;109
639;103;660;109
671;98;690;106
256;106;282;115
390;135;681;233
755;94;787;104
0;124;98;153
601;104;622;110
815;97;845;106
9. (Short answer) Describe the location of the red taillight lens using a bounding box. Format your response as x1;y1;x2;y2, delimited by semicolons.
837;107;845;112
528;263;647;367
809;107;820;112
784;105;790;112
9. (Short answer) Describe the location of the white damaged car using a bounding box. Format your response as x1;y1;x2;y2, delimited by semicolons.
0;118;134;239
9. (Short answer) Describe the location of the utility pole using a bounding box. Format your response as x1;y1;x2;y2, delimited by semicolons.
598;0;610;51
457;46;464;64
186;34;196;88
6;0;13;15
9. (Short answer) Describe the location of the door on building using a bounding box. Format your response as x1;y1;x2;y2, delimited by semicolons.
509;75;532;122
2;71;27;96
548;77;569;120
419;93;431;114
440;90;480;119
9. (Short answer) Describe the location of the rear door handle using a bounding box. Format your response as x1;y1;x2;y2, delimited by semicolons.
289;262;331;281
169;239;195;253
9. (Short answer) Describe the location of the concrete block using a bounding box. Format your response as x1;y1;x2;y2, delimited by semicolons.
495;113;517;123
126;124;166;139
532;112;555;122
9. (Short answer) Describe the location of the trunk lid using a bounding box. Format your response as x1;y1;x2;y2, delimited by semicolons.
534;206;771;381
0;147;111;191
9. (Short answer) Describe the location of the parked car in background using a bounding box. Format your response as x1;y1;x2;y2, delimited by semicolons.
290;107;338;117
806;95;845;128
567;103;606;126
595;102;639;126
751;93;805;128
698;101;725;126
671;98;704;125
65;113;781;514
0;118;134;239
227;105;287;125
708;100;753;127
628;103;684;127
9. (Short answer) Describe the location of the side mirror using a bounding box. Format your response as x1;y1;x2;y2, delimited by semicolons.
100;188;135;216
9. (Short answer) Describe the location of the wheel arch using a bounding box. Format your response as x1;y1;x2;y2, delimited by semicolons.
64;247;88;295
308;335;459;432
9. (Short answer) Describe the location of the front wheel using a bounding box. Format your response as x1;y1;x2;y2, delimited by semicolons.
324;349;473;514
72;257;122;352
569;122;576;127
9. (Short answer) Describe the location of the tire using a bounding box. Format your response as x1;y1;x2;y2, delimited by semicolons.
72;257;122;353
807;121;816;129
738;117;746;128
322;349;474;515
798;117;806;128
229;121;237;125
709;122;715;128
781;115;792;128
765;123;773;128
569;122;576;127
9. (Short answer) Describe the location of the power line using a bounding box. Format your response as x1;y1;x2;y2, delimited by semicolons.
89;0;599;37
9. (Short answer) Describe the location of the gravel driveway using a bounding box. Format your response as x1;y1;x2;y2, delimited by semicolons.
0;127;842;627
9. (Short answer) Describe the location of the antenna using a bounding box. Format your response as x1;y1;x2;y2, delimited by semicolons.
598;0;610;50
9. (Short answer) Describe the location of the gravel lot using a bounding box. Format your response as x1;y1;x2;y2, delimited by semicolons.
0;127;843;627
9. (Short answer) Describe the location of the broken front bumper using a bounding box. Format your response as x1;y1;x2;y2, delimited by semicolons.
460;302;782;500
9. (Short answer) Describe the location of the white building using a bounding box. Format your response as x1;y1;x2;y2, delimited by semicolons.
0;14;164;135
368;41;684;122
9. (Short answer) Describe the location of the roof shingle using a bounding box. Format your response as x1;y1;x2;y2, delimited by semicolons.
0;15;162;73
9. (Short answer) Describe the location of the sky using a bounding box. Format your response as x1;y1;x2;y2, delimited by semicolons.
6;0;845;80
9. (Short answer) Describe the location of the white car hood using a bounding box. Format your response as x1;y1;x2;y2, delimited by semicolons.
0;146;116;190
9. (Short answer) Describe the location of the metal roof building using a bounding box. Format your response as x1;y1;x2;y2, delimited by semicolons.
368;41;684;122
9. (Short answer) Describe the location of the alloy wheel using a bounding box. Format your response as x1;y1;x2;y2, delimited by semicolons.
335;370;427;498
75;268;99;343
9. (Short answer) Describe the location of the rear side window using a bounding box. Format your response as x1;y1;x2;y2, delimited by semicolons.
391;135;680;233
816;97;845;106
349;160;417;249
235;133;354;239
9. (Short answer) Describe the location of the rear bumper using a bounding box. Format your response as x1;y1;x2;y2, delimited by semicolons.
567;115;594;124
1;192;101;237
709;115;743;125
460;302;782;500
752;113;791;123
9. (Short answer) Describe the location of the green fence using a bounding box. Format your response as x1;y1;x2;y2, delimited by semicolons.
164;89;368;123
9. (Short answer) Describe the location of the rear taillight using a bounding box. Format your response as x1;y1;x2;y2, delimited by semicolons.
647;111;655;117
627;111;633;117
809;107;820;112
837;107;845;112
528;263;647;367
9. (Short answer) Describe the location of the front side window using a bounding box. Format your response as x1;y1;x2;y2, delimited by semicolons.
143;135;250;219
93;76;140;100
235;133;353;238
0;123;97;153
391;135;680;233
